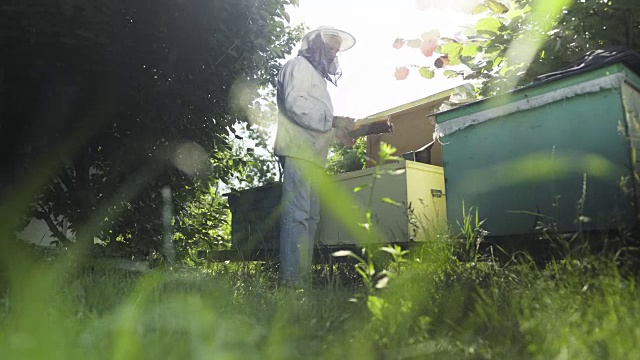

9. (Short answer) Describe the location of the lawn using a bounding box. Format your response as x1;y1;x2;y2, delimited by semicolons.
1;235;639;360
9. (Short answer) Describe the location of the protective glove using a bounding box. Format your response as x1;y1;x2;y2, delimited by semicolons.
333;116;356;147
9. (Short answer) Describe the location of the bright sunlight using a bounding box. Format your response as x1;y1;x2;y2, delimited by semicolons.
287;0;479;118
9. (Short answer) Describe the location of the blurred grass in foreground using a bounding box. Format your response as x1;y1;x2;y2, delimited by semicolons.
1;237;639;360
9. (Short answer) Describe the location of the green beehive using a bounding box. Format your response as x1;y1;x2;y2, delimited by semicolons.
436;63;640;238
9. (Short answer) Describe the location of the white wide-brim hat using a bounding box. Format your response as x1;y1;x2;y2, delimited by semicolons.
303;26;356;52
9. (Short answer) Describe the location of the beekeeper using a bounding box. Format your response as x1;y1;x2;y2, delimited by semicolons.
274;26;356;288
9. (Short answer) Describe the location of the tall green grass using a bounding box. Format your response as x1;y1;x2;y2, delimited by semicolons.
1;233;639;359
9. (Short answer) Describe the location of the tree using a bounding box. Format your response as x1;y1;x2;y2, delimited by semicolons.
227;94;283;189
0;0;303;260
326;138;367;176
393;0;640;96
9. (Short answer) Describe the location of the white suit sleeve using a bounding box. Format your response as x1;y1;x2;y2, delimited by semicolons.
280;61;333;133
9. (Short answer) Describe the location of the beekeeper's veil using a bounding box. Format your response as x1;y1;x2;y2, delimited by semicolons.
298;26;356;86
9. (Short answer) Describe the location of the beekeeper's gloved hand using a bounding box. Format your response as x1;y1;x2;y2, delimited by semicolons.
333;116;356;147
333;116;355;132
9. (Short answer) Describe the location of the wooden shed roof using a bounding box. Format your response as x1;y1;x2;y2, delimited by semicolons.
359;85;464;124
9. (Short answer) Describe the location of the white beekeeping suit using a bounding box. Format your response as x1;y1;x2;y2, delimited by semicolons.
274;26;356;288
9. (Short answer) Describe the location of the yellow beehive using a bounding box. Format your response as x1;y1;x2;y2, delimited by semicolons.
318;159;446;246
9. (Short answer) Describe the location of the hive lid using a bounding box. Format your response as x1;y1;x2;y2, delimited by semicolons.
534;48;640;83
434;63;638;138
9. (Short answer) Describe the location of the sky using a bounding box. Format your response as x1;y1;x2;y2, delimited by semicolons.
286;0;478;119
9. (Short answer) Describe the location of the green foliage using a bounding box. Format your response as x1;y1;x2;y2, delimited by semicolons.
457;202;488;263
400;0;640;96
325;137;367;175
0;0;302;260
333;142;408;319
484;0;639;95
360;142;401;240
418;67;436;79
485;0;510;14
173;184;231;261
228;122;280;189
